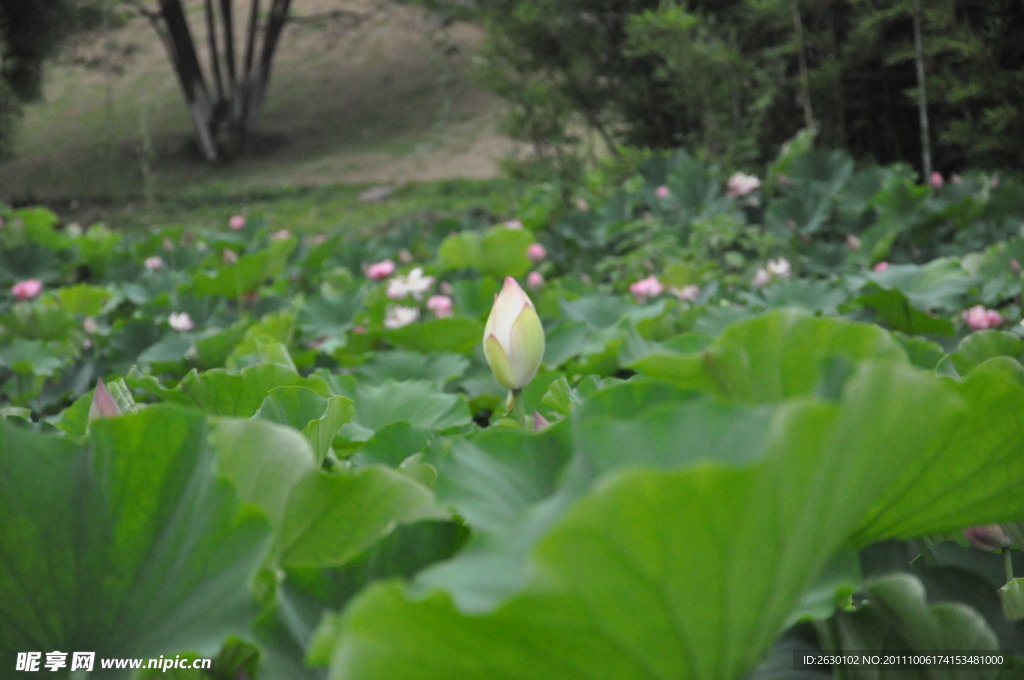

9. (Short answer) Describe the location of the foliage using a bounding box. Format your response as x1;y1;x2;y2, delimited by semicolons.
462;0;1024;172
4;139;1024;677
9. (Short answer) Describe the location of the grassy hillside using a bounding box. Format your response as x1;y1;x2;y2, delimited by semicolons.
0;0;513;217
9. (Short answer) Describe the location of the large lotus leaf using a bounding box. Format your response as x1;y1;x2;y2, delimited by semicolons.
227;309;297;371
330;378;472;440
127;363;332;417
438;228;533;277
830;574;1001;680
865;258;978;312
0;406;270;676
191;318;252;370
325;359;1024;680
191;239;295;297
255;521;467;680
253;386;355;464
355;350;470;387
57;283;112;316
386;317;484;354
946;330;1024;377
630;309;905;403
275;467;447;568
853;283;955;336
299;289;365;339
479;227;534;278
210;417;317;530
852;357;1024;543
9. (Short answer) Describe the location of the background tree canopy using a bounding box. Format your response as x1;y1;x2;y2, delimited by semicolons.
0;0;111;155
457;0;1024;174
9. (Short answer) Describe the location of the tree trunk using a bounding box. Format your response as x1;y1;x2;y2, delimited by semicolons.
911;0;932;179
141;0;292;162
790;0;815;129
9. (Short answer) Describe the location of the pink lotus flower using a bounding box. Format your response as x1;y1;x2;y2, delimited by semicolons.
503;219;524;230
229;215;246;230
669;284;700;302
168;312;194;332
873;261;889;273
426;295;454;318
223;248;239;265
527;271;544;290
144;256;164;271
962;305;1003;330
655;185;671;199
366;259;396;280
726;172;761;198
929;172;944;189
11;279;42;300
963;525;1011;552
528;243;546;262
270;229;292;241
576;197;590;212
630;275;664;301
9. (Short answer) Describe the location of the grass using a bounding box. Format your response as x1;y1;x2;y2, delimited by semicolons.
0;1;514;222
64;177;520;236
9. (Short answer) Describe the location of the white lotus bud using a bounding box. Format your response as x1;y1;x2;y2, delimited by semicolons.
483;277;545;390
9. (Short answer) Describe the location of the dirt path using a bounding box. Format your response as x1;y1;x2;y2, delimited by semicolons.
0;1;515;204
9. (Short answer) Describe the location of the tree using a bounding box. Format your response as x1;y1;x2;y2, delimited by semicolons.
0;0;96;155
123;0;292;162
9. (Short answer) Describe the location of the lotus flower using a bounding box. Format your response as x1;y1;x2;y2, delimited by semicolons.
655;185;671;199
426;295;454;318
767;258;791;279
846;234;862;250
384;305;420;329
528;243;547;262
270;229;292;241
144;256;164;271
527;271;544;290
483;277;545;390
752;269;772;288
630;275;664;301
168;312;194;332
366;259;396;280
670;284;701;302
930;172;944;189
83;317;98;334
576;197;590;212
727;172;761;198
229;215;246;230
386;267;435;300
503;219;524;230
962;305;1003;330
963;525;1011;552
873;261;889;273
11;279;42;300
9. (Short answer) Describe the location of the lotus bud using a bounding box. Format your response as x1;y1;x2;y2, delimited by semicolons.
89;379;121;421
483;277;545;391
964;524;1012;552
